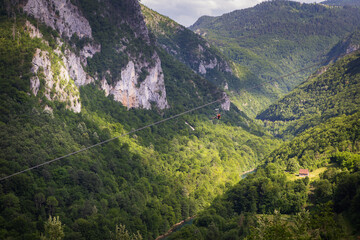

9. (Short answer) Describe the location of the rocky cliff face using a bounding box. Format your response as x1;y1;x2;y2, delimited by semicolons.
141;5;233;96
30;48;81;113
24;0;93;39
101;53;168;109
198;56;232;75
22;0;169;112
221;93;231;111
24;19;91;113
23;0;100;82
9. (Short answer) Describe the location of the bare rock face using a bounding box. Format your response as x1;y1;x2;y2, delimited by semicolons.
198;58;218;75
24;20;43;39
63;48;95;86
23;0;100;87
197;53;232;75
30;49;53;97
137;55;168;109
221;93;231;111
24;0;92;39
30;48;81;113
346;44;360;54
30;73;40;96
101;53;168;110
24;0;169;111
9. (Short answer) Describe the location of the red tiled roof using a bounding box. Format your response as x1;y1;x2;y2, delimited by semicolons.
299;169;309;175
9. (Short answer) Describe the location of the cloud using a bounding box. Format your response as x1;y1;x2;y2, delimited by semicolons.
141;0;323;27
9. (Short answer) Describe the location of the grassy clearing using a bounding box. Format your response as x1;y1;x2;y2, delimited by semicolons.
284;164;335;182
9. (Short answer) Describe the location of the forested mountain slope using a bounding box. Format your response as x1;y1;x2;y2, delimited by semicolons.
0;0;281;239
190;0;360;116
257;51;360;138
170;112;360;240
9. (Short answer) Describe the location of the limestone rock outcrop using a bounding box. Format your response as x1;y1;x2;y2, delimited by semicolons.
24;0;92;39
30;49;81;113
101;53;168;110
24;0;169;111
221;93;231;111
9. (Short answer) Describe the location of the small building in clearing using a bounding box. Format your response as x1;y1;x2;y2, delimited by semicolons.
299;169;309;177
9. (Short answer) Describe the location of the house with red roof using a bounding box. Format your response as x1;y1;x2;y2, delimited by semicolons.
299;169;309;177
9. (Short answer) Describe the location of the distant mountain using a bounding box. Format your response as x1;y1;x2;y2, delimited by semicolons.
257;50;360;138
190;0;360;115
321;0;360;7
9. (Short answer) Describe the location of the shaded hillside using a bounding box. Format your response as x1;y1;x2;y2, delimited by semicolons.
326;30;360;63
190;0;360;115
257;51;360;138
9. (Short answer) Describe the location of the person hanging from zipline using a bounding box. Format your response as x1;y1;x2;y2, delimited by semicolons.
213;113;221;119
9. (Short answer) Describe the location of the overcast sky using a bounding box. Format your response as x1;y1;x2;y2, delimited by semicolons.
141;0;323;27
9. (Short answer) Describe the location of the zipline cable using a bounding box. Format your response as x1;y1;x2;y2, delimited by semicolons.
0;98;224;181
0;59;327;182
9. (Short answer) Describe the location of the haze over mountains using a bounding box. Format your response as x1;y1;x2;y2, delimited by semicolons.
0;0;360;239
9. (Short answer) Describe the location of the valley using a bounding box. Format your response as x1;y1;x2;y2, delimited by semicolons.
0;0;360;239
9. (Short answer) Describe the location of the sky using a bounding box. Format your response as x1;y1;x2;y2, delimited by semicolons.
141;0;324;27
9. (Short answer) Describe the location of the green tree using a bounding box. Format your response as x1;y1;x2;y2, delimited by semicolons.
287;157;300;173
113;224;142;240
34;192;46;209
313;180;333;204
46;196;58;216
40;216;65;240
247;210;294;240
